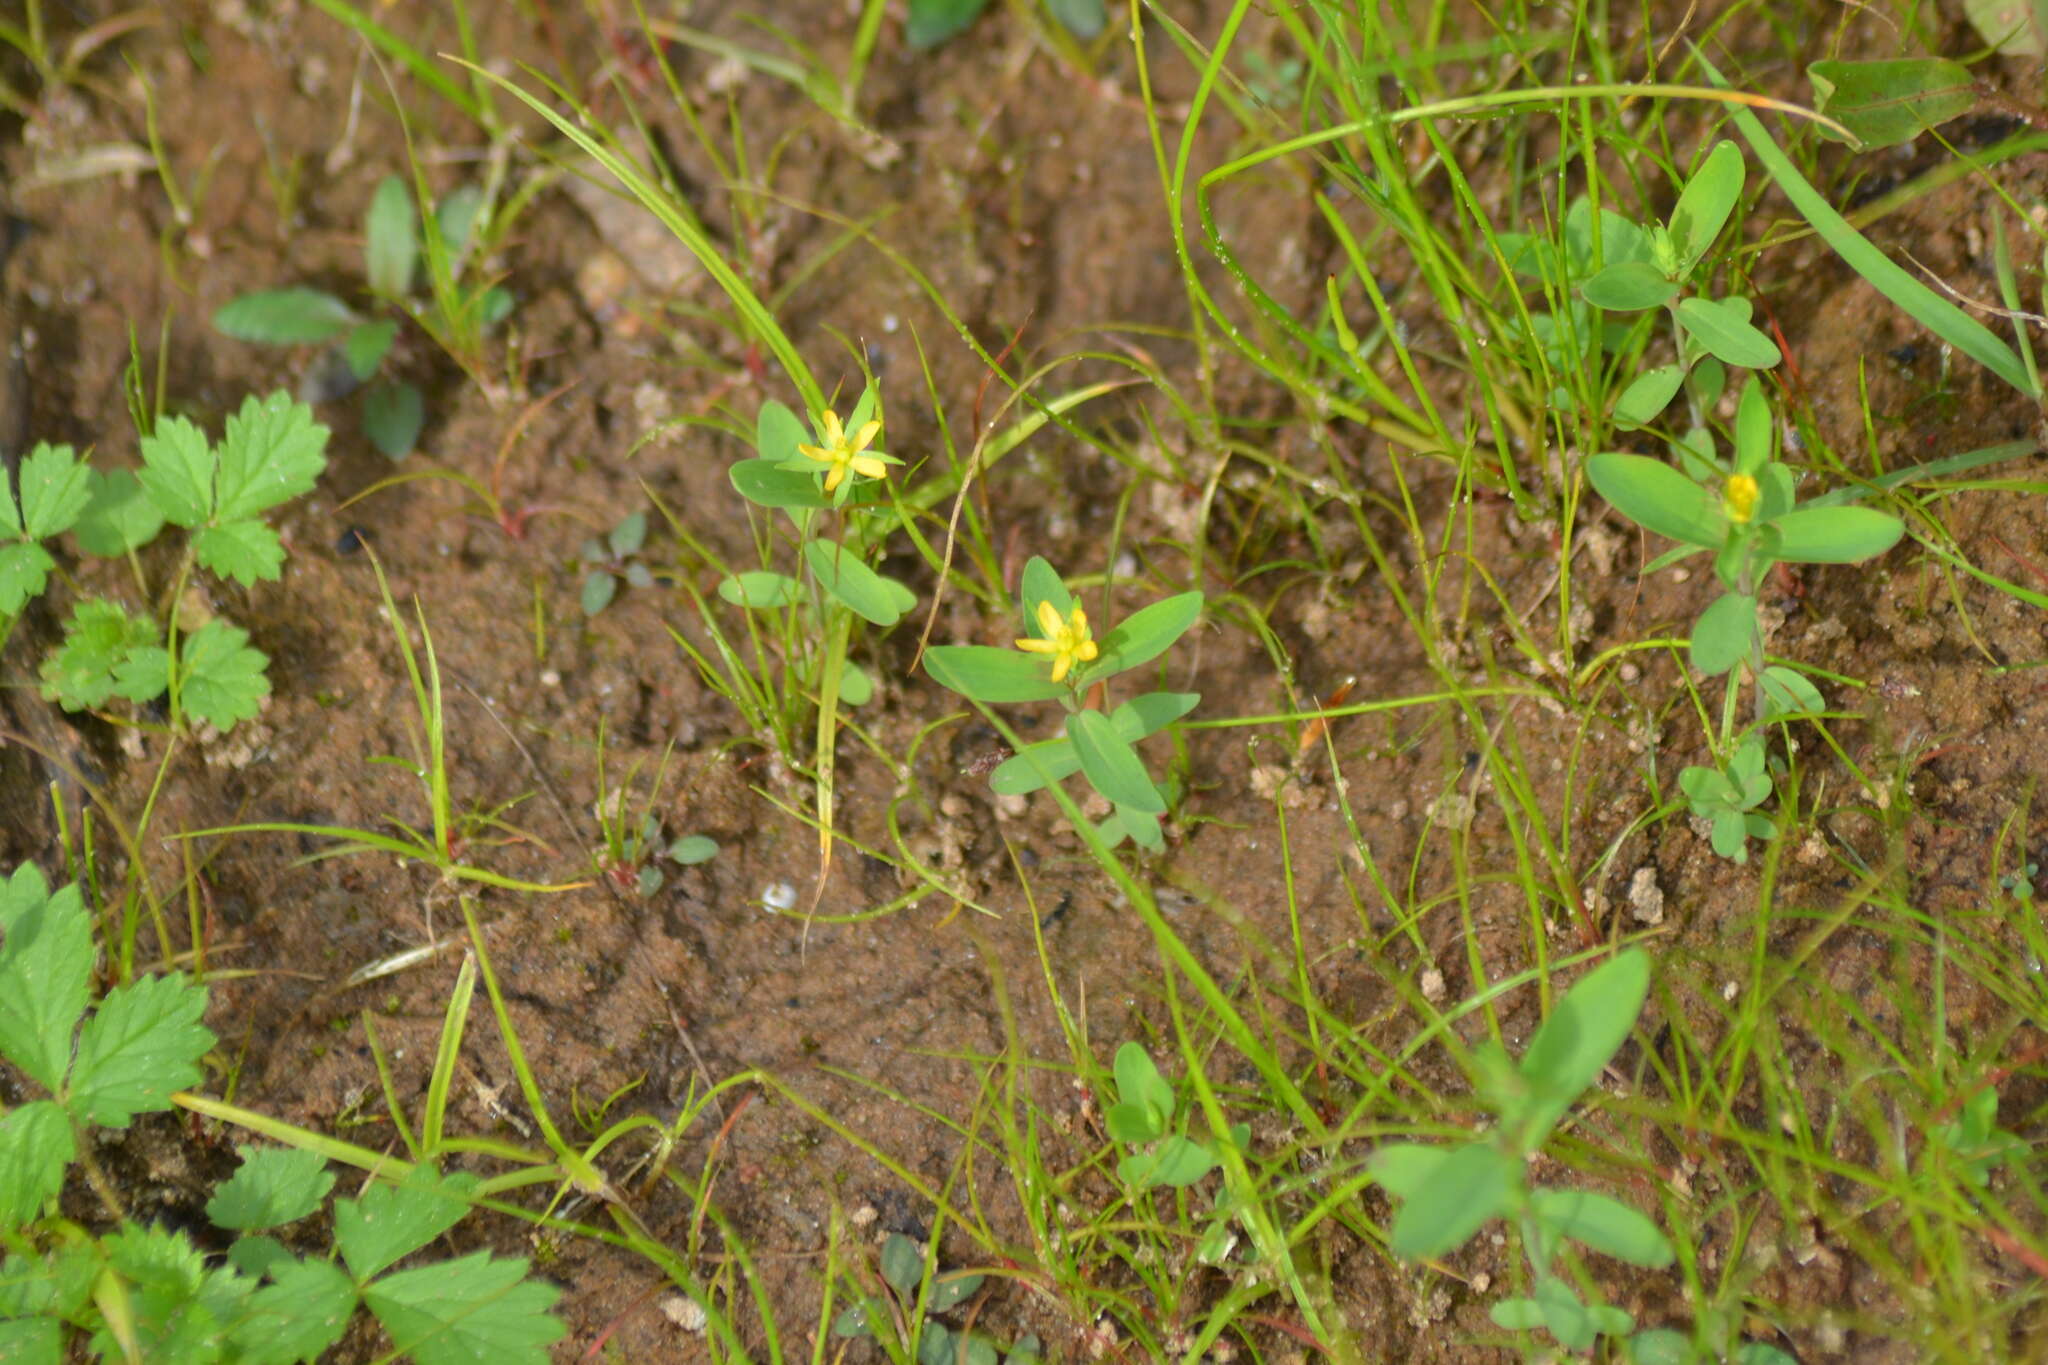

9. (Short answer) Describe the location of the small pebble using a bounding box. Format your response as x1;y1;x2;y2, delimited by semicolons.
762;881;797;913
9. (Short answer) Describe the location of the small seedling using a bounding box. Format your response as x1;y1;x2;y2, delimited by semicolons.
925;557;1202;851
1924;1085;2027;1191
1589;379;1901;861
6;392;329;734
832;1232;1038;1365
213;175;513;459
907;0;1105;48
1106;1043;1248;1264
1372;949;1678;1356
578;510;655;616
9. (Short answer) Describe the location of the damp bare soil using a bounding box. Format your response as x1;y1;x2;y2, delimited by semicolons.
3;3;2047;1361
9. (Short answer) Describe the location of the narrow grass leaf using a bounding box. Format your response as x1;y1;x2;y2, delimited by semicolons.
1712;65;2038;395
1529;1189;1674;1267
1068;709;1165;812
1389;1141;1518;1259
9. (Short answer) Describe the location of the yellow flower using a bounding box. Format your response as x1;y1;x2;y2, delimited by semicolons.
797;409;888;492
1015;600;1100;683
1722;472;1760;525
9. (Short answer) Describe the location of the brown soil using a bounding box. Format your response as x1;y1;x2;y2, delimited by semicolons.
3;2;2046;1362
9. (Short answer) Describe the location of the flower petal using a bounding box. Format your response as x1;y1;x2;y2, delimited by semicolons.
1015;637;1059;654
850;420;881;454
1049;654;1072;683
1034;599;1064;638
850;454;889;480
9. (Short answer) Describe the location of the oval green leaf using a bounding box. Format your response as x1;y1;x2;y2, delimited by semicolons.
1809;58;1976;149
1733;379;1773;475
924;645;1069;703
1690;591;1755;677
716;571;802;609
1091;592;1203;678
362;380;423;460
990;739;1079;795
1068;708;1165;813
1668;141;1744;276
1580;261;1677;312
756;400;808;464
803;541;915;626
1611;365;1684;430
1768;505;1904;563
344;319;399;381
1516;950;1650;1142
1529;1189;1675;1268
1676;296;1782;369
1585;453;1722;548
213;288;358;345
730;457;830;510
1018;556;1073;632
1389;1141;1519;1259
365;175;418;297
1113;691;1200;740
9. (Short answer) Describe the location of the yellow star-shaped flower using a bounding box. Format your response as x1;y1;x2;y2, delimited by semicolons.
1015;600;1099;683
797;409;888;493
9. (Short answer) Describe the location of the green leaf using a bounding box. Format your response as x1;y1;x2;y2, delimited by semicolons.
1017;556;1074;632
804;540;916;627
1675;296;1782;369
1768;506;1904;563
0;542;54;615
1535;1276;1598;1350
363;380;424;460
335;1167;480;1280
1089;591;1203;678
667;835;718;865
0;1101;74;1231
1761;666;1825;719
40;598;160;711
1118;690;1201;737
1530;1188;1674;1267
730;457;831;510
880;1233;923;1295
1809;58;1976;148
989;738;1079;796
1489;1297;1547;1331
1611;365;1684;429
755;400;809;463
207;1146;337;1232
1629;1328;1694;1365
717;571;803;608
927;1270;984;1313
344;319;399;380
230;1255;358;1365
0;1316;62;1363
924;645;1070;703
580;571;617;616
1690;592;1755;676
1668;141;1744;276
365;175;418;297
67;971;214;1127
437;185;486;256
226;391;333;519
195;520;286;586
213;288;358;345
1068;709;1166;813
1112;1042;1174;1133
113;644;172;705
608;511;648;557
1369;1142;1452;1199
180;619;271;731
1585;453;1722;548
1710;62;2038;396
1515;950;1650;1145
907;0;989;48
1388;1141;1519;1259
363;1250;564;1365
1118;1135;1217;1189
1580;261;1678;311
0;867;91;1096
1966;0;2045;52
138;415;217;527
17;443;91;540
1047;0;1106;37
73;468;167;557
1110;804;1164;851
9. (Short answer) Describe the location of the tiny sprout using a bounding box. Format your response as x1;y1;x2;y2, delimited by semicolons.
1016;600;1100;683
797;408;887;492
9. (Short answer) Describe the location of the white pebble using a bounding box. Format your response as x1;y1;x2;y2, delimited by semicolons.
762;881;797;913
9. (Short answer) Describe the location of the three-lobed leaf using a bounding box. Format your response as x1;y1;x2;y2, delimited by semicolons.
231;1256;358;1365
67;971;214;1128
179;620;271;731
15;443;91;541
334;1167;480;1281
363;1249;564;1365
207;1146;337;1232
39;598;160;711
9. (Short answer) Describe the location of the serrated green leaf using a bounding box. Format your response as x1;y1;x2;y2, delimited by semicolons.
1585;452;1723;548
365;176;418;297
0;1316;62;1363
364;1252;565;1365
1089;592;1202;678
924;645;1070;703
1529;1188;1675;1267
0;871;92;1094
217;392;328;521
1809;58;1976;148
213;288;358;345
73;468;167;557
67;971;213;1127
113;644;171;705
804;540;915;626
1068;709;1166;812
18;443;91;540
40;598;160;711
335;1167;480;1280
1676;296;1782;369
208;1146;338;1232
907;0;989;49
180;619;270;731
195;520;287;586
230;1255;358;1365
1389;1141;1519;1258
229;1235;296;1280
363;380;424;460
0;1101;74;1231
138;415;217;527
0;542;54;615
